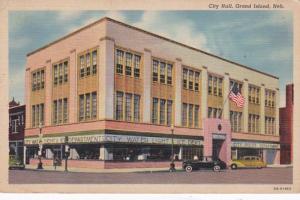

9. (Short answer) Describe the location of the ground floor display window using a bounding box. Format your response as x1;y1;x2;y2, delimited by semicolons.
231;148;263;160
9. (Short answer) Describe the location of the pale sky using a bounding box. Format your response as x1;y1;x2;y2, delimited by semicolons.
9;11;293;107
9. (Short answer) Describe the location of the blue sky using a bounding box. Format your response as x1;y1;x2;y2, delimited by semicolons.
9;11;293;107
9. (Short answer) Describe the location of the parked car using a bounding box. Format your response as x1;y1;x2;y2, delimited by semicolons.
9;155;25;170
230;156;267;169
182;156;227;172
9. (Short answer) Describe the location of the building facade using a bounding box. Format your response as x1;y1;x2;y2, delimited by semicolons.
280;84;293;164
24;17;280;169
9;98;25;161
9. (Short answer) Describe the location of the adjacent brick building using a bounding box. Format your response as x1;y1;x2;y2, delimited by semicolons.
280;84;293;164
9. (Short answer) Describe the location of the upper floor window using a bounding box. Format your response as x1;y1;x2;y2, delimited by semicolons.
53;60;68;86
208;107;222;119
183;67;201;91
189;70;194;90
248;114;260;133
152;97;173;126
53;98;68;125
80;55;85;77
248;85;260;105
208;74;223;97
230;111;242;132
194;72;200;91
182;68;188;89
31;103;44;127
78;92;97;122
79;49;98;78
265;89;276;108
152;59;173;85
115;91;141;122
182;103;200;128
32;69;45;91
115;48;141;78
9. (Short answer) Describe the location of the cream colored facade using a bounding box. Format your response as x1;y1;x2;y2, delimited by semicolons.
24;17;280;165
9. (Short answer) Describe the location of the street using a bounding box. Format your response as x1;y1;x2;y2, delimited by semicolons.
9;167;292;184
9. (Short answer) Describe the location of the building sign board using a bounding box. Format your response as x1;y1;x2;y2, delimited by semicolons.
231;141;280;149
212;133;226;140
25;134;203;146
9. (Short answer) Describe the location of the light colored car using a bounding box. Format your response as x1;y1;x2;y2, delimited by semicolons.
230;156;267;169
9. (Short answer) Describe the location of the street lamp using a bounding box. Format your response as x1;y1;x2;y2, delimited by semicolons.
64;136;70;172
37;122;43;170
169;124;176;172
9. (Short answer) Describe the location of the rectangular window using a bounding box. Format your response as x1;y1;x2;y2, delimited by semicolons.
86;53;91;76
85;93;91;119
134;55;141;78
194;72;200;91
79;94;84;121
80;55;85;77
208;75;212;95
32;73;36;91
213;77;218;95
92;50;97;74
116;92;123;120
92;92;97;119
53;100;57;124
36;71;41;90
64;61;68;82
256;88;260;104
160;99;166;124
182;103;188;127
63;98;68;123
152;98;158;124
125;52;132;76
160;62;166;84
54;65;58;85
152;60;159;82
167;100;172;126
32;105;35;127
41;70;45;89
59;63;63;84
58;99;62;123
255;115;260;133
194;105;199;128
208;107;212;118
133;94;140;122
218;78;223;96
40;104;44;125
188;104;193;127
183;68;188;89
35;105;39;127
116;49;124;74
167;64;172;85
125;93;132;121
189;70;194;90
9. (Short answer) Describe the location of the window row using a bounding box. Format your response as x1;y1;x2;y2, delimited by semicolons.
79;50;97;78
32;103;44;127
152;98;172;126
248;114;260;133
208;75;223;96
230;111;242;132
182;103;200;128
32;69;45;91
208;107;222;119
265;117;275;135
53;98;68;125
152;59;173;85
249;85;260;104
265;90;276;108
53;60;68;85
116;49;141;78
182;68;200;91
115;91;141;122
79;92;97;121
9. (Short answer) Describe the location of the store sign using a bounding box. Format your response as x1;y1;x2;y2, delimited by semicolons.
231;141;280;149
212;133;226;140
25;134;203;146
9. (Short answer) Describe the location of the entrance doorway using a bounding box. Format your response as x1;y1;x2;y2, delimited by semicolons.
213;140;224;159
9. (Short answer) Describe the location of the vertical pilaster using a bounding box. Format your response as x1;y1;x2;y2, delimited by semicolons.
201;66;208;119
69;49;77;123
223;73;230;120
260;84;266;134
174;58;182;126
23;146;27;165
99;37;115;120
243;79;249;132
99;144;108;160
25;68;31;129
143;48;152;123
275;88;280;136
44;59;52;126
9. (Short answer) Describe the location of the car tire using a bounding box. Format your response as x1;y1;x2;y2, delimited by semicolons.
213;165;221;172
185;165;193;173
231;164;237;170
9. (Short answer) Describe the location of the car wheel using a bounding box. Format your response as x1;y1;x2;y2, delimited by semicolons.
213;165;221;172
231;164;237;170
185;165;193;173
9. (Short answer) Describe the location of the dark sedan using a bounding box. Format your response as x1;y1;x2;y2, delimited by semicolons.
182;156;227;172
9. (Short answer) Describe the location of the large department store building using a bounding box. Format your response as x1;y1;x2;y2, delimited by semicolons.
24;17;280;169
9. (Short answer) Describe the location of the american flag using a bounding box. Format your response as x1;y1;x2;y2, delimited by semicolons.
229;83;245;108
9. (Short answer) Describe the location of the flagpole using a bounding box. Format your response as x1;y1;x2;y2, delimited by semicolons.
219;82;236;119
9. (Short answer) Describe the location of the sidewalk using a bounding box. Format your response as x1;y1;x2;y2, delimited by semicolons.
267;164;293;168
25;164;172;173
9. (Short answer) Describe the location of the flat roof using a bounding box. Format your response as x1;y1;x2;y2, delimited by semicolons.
27;17;279;79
